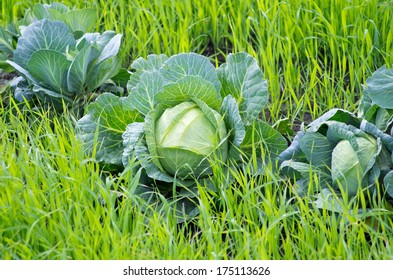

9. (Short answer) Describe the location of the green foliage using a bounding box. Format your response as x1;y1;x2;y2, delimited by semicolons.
2;0;393;261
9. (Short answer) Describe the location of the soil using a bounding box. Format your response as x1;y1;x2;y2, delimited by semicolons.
0;71;17;90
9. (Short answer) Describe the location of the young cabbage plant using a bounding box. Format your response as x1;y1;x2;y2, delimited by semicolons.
77;52;287;221
6;19;121;112
279;109;393;209
0;2;97;73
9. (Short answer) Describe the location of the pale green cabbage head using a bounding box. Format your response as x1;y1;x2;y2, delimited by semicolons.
155;101;228;178
331;135;378;197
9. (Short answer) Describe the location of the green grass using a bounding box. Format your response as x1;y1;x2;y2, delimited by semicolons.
1;0;393;259
1;103;392;259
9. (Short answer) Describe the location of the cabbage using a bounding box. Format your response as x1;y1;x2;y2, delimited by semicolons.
279;109;393;200
77;52;287;220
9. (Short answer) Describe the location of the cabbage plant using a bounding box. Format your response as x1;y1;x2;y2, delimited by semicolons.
278;109;393;204
6;18;121;111
77;52;287;220
357;65;393;203
0;2;97;73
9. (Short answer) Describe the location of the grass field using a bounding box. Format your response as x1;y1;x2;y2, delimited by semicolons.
1;0;393;259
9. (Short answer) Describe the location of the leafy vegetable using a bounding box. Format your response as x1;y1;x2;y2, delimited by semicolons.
0;2;97;73
279;109;393;203
7;19;121;112
77;52;287;221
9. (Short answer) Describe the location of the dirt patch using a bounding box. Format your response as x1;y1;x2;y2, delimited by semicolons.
201;39;233;65
0;71;17;90
291;112;312;134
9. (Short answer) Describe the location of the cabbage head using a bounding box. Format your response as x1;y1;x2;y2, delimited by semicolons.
155;101;228;178
331;135;377;197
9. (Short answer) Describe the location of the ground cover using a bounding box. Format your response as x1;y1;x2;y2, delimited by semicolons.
1;0;393;259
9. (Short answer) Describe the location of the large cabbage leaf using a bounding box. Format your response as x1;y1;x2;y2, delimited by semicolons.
13;19;75;68
359;65;393;132
217;52;268;126
160;53;221;93
77;93;142;165
363;66;393;109
32;3;96;34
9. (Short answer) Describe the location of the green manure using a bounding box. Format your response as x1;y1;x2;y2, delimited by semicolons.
1;102;392;260
1;0;393;259
4;0;392;122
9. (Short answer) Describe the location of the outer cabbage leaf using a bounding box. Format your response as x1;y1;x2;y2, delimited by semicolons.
60;9;97;34
76;93;141;165
86;56;121;91
32;4;52;19
27;50;71;95
96;34;122;64
159;53;221;93
122;122;145;167
67;44;100;93
241;120;287;160
0;26;14;54
144;107;166;172
277;131;306;164
383;171;393;198
299;132;335;167
360;120;393;151
307;109;361;133
6;60;38;85
47;2;70;12
13;19;76;68
32;3;96;34
127;54;168;89
217;52;268;126
280;159;332;188
133;137;179;183
155;76;221;111
363;65;393;109
220;95;245;149
125;71;166;115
